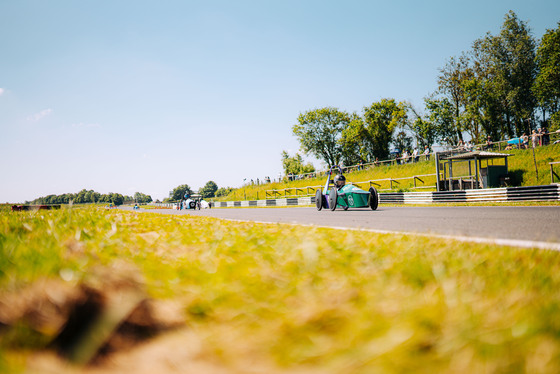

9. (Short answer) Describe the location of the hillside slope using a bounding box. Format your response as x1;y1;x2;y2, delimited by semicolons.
217;144;560;201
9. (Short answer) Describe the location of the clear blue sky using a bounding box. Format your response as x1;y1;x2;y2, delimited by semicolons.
1;0;559;203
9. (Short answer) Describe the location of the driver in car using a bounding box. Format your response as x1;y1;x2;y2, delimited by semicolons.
334;174;346;190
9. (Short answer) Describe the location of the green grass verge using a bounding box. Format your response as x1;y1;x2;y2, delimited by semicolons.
2;206;560;372
216;143;560;201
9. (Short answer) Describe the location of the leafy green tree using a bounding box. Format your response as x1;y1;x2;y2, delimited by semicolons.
534;22;560;127
364;99;408;160
109;193;124;206
549;112;560;132
424;97;457;145
216;187;233;197
479;11;537;136
292;107;351;166
410;117;438;149
170;184;193;201
398;104;437;150
134;192;152;203
200;181;218;199
393;131;413;154
340;100;407;162
436;54;470;142
462;76;489;143
340;114;368;165
75;189;87;203
462;40;506;143
281;151;315;176
84;190;94;203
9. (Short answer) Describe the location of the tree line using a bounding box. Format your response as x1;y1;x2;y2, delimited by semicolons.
28;189;153;206
27;181;233;206
164;181;232;202
291;11;560;168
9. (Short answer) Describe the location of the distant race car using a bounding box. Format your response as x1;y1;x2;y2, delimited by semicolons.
177;194;211;210
315;166;379;211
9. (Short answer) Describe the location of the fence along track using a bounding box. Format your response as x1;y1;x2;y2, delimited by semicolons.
265;174;438;199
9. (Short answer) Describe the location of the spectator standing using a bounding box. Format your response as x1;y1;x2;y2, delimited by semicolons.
412;147;419;162
423;146;430;161
532;130;538;148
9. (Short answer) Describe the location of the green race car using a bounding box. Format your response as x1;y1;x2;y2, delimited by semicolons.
315;166;379;211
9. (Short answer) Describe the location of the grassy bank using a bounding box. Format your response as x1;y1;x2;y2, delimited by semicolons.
2;206;560;373
217;143;560;201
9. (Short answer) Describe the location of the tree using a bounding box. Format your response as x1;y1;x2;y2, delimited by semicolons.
292;107;351;167
398;103;437;150
462;76;489;143
463;38;506;142
364;99;408;160
109;193;124;206
134;192;152;204
393;131;413;154
410;117;438;149
534;22;560;128
216;187;233;197
339;100;407;163
281;151;315;176
169;184;193;201
340;114;368;165
436;54;470;142
479;11;537;136
424;97;457;146
200;181;218;199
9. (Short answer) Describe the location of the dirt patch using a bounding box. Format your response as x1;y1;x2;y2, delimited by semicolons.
0;262;190;372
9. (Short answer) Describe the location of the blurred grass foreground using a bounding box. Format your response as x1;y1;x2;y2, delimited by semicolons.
1;205;560;373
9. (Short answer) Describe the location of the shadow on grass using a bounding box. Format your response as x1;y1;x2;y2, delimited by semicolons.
508;169;525;186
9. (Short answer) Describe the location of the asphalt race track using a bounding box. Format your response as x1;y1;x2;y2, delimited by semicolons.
126;206;560;250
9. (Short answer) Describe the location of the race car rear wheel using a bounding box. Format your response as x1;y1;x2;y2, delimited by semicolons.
368;187;379;210
328;188;338;211
315;189;323;211
189;201;196;209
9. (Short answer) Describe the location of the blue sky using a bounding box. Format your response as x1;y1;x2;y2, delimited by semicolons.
1;0;559;203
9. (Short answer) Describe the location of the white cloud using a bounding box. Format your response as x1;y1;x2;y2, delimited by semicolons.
0;88;4;95
27;108;53;122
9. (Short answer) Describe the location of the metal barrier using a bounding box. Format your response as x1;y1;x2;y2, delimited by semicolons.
148;184;559;208
265;186;322;199
265;174;437;198
380;185;560;204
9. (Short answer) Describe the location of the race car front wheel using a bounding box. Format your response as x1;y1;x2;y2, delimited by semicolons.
328;188;338;211
368;187;379;210
315;189;323;211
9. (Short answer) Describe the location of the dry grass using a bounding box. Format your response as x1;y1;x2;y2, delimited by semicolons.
2;206;560;373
